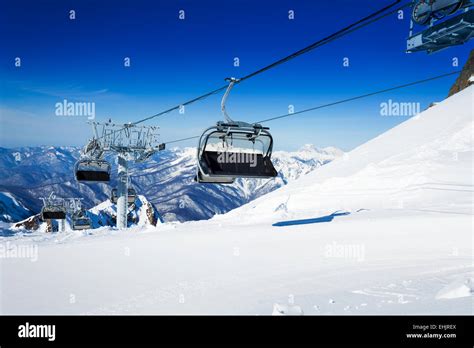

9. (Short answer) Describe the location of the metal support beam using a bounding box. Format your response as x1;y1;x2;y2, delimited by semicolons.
78;121;161;230
59;219;65;232
116;154;129;229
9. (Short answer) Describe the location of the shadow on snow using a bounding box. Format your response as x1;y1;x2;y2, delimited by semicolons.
272;210;351;227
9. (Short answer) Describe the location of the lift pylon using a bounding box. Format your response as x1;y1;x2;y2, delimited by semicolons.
76;121;164;229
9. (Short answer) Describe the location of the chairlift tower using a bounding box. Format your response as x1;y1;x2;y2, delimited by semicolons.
76;121;163;229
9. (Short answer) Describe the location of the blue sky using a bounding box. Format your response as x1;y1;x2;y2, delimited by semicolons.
0;0;471;151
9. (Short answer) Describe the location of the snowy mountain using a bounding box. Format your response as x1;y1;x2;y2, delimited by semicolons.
132;145;342;222
2;85;471;315
11;195;162;233
88;195;163;229
0;192;31;222
0;145;342;223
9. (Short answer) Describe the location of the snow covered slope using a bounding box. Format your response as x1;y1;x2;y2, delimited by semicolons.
0;192;31;222
224;84;473;222
1;87;472;315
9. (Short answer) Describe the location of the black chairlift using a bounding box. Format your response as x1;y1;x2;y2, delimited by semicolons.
41;205;66;220
75;159;111;182
195;78;278;184
71;211;92;230
407;0;474;53
110;188;137;205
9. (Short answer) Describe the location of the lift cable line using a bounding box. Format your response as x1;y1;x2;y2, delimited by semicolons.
77;1;410;195
153;70;460;149
19;70;459;189
165;135;200;145
236;1;408;83
131;0;407;127
73;0;471;227
125;1;410;184
255;70;460;124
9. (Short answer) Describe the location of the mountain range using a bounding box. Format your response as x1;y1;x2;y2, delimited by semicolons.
0;144;343;224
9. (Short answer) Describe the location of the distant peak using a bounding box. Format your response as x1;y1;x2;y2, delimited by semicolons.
299;144;319;152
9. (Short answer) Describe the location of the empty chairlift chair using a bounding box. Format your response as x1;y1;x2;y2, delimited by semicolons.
41;204;66;220
71;211;92;230
195;78;278;184
407;0;474;53
111;188;137;205
75;159;111;182
196;122;277;182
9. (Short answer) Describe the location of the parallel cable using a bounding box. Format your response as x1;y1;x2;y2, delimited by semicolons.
27;70;458;186
159;70;459;147
89;0;408;148
237;1;406;83
132;0;406;126
165;135;200;145
255;70;459;123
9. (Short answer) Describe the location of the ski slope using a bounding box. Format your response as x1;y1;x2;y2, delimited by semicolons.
1;87;473;315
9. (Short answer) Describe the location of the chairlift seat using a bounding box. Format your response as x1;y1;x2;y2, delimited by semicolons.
72;218;91;230
200;151;277;178
41;208;66;220
194;170;235;184
111;188;137;204
407;5;474;53
75;159;111;182
196;122;278;180
196;78;278;183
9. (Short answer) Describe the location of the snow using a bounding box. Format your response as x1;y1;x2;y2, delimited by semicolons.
435;278;474;300
0;87;472;314
272;303;304;315
12;152;21;162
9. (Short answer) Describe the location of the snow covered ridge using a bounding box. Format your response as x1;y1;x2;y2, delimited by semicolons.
88;195;162;228
0;192;31;222
0;144;343;223
11;195;162;233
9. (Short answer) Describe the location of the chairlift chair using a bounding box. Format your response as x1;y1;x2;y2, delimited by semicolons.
196;122;277;182
41;205;66;220
75;159;111;182
407;0;474;53
195;78;278;184
111;188;137;205
71;211;92;230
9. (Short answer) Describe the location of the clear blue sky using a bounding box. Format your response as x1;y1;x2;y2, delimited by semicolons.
0;0;471;151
